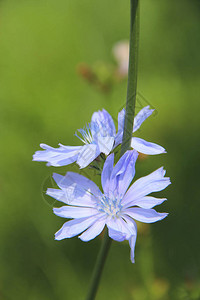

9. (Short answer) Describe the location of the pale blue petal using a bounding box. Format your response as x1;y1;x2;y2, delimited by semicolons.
101;153;114;194
133;106;154;133
114;132;123;148
108;227;127;242
96;136;115;155
53;172;101;197
117;108;126;133
102;109;116;136
52;173;71;189
123;167;171;203
91;109;116;137
123;196;167;209
107;216;136;241
108;215;138;263
129;234;137;263
48;172;101;207
55;216;98;240
122;215;137;236
114;108;125;147
77;144;100;169
53;206;99;219
79;217;106;241
109;150;138;198
91;109;115;155
47;188;96;207
121;215;138;263
107;218;127;241
124;207;168;223
131;137;166;155
46;188;66;203
33;143;81;166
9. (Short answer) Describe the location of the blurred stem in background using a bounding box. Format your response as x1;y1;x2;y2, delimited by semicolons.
86;1;140;299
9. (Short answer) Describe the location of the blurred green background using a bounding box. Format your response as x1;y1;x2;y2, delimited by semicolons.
0;0;199;299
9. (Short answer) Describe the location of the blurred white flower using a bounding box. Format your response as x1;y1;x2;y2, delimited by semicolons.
112;40;129;77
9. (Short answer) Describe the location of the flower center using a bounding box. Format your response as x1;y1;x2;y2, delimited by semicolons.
75;123;93;145
97;194;122;217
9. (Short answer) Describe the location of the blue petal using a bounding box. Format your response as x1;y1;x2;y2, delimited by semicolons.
91;109;115;155
47;171;102;207
114;108;125;147
123;167;171;203
121;215;138;263
109;150;138;198
117;108;126;133
53;172;100;196
91;109;116;137
77;144;100;168
54;216;98;240
33;143;81;167
129;234;137;263
124;207;168;223
79;216;106;241
46;188;66;203
133;106;154;133
114;132;123;148
107;216;136;241
114;106;155;148
107;216;137;263
101;153;114;194
123;196;167;209
47;188;96;207
107;218;127;241
131;137;166;155
107;227;127;242
96;136;115;155
53;206;99;219
102;109;116;136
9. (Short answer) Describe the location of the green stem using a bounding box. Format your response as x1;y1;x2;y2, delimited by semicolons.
121;0;140;156
86;229;112;300
85;1;140;299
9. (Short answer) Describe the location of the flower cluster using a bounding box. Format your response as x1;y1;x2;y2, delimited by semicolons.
33;106;170;263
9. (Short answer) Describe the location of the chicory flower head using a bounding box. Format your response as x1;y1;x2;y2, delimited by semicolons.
33;106;165;169
33;109;115;169
47;150;170;263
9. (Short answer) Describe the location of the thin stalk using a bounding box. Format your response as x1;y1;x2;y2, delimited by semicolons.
85;1;140;299
121;0;140;156
86;229;112;300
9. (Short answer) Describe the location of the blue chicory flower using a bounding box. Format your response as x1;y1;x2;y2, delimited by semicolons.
47;150;170;263
33;109;116;169
33;106;165;169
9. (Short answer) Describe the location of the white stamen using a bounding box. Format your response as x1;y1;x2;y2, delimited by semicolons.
97;194;122;218
75;124;93;145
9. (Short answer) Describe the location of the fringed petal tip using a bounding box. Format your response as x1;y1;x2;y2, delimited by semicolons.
133;106;155;133
129;234;137;263
40;143;48;149
54;232;62;241
162;212;169;219
32;154;38;161
124;208;169;224
131;137;167;155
